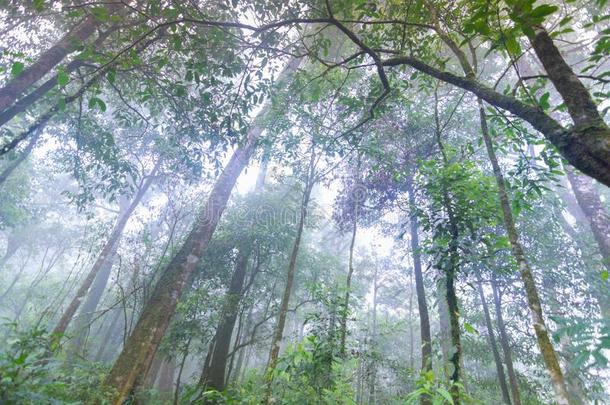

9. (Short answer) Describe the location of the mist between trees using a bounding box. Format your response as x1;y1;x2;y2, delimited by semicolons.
0;0;609;404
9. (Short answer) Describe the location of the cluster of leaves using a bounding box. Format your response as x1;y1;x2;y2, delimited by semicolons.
0;322;113;404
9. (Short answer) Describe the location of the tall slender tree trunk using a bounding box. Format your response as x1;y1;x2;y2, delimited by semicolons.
104;56;301;402
490;274;522;405
206;250;250;391
475;270;511;404
173;337;192;405
405;176;432;381
206;160;269;391
339;198;358;355
53;161;159;339
434;99;463;404
266;149;315;381
104;132;258;403
368;265;379;405
0;2;121;112
479;105;575;405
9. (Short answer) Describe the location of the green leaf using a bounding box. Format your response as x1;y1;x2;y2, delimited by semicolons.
33;0;44;11
530;5;559;20
539;92;551;110
436;387;454;404
505;35;521;55
91;6;109;21
602;270;609;281
11;62;24;76
57;70;69;87
464;322;478;335
88;97;107;112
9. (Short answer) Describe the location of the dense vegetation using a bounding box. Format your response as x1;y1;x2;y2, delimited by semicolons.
0;0;609;404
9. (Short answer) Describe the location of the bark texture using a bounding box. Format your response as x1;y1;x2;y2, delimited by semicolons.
0;3;120;111
266;149;315;376
205;250;250;391
491;275;522;405
406;176;432;379
479;105;574;405
104;131;258;404
475;271;511;404
52;162;158;338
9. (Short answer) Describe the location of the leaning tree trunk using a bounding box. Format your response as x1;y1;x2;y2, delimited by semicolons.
205;161;269;391
0;127;41;186
475;270;511;404
105;54;302;405
0;25;118;128
479;105;575;405
405;175;433;382
0;26;164;157
559;170;610;317
491;274;522;405
0;2;121;112
52;161;159;339
104;131;258;404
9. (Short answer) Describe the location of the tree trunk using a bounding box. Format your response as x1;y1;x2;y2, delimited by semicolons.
559;171;610;317
565;166;610;275
0;26;164;157
157;358;176;402
339;202;357;355
206;249;250;391
0;127;41;186
173;337;192;405
0;25;118;128
368;265;379;405
434;102;463;404
0;230;20;270
94;308;123;363
475;270;511;404
491;274;522;405
53;161;159;339
0;4;120;112
266;149;315;379
104;132;258;403
479;105;575;405
405;176;432;381
206;158;269;390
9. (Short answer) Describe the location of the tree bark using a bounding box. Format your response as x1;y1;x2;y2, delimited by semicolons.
205;249;250;391
104;130;258;403
565;167;610;272
52;161;159;339
479;105;575;405
339;196;357;355
0;127;41;186
405;176;432;380
0;25;118;128
475;270;511;404
266;148;315;379
491;274;522;405
0;3;121;112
